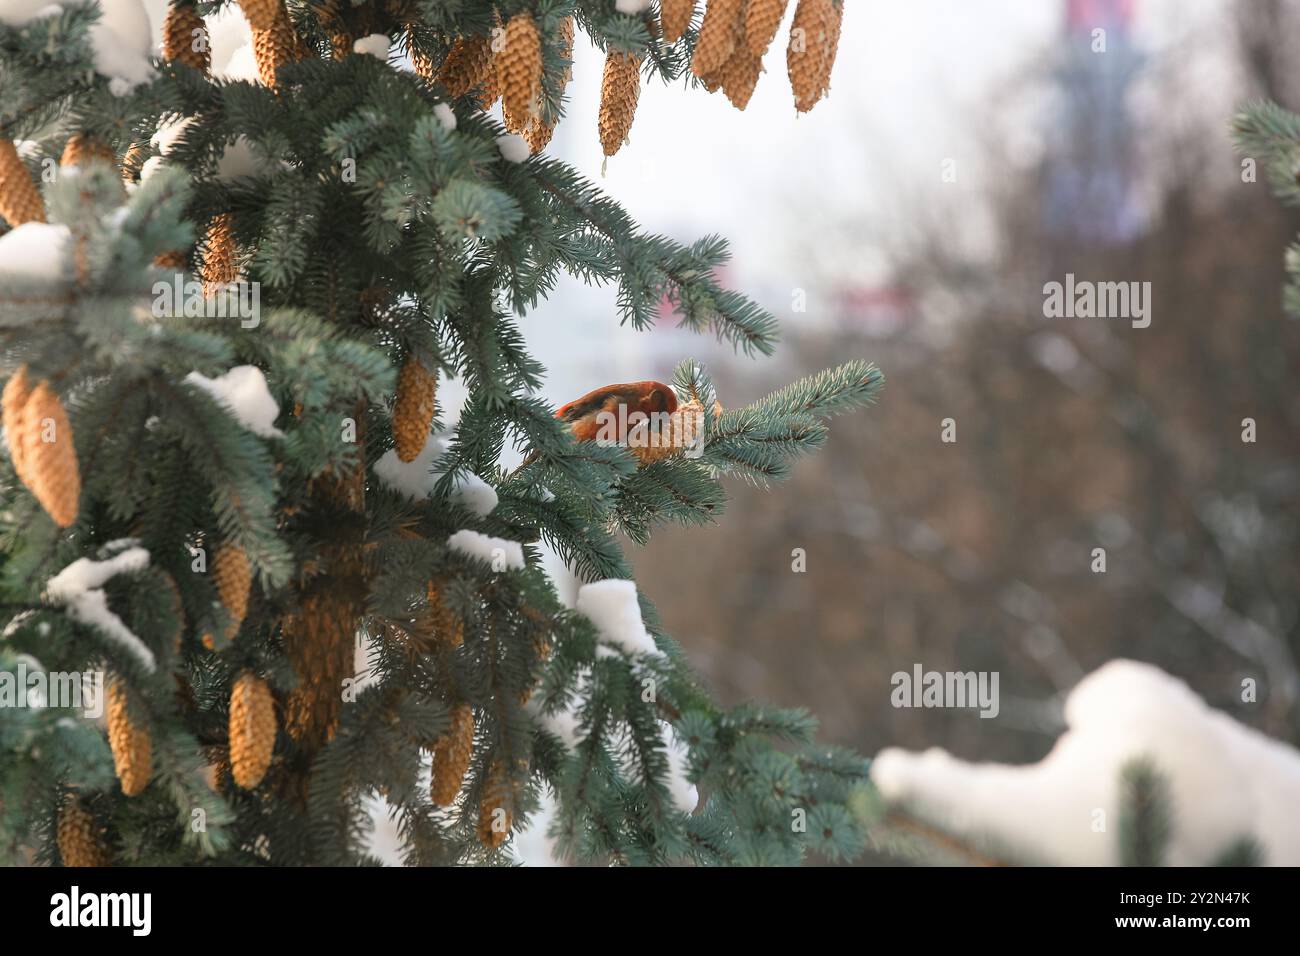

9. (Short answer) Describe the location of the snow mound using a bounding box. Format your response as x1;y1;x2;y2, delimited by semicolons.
0;223;72;282
90;0;155;94
433;103;457;132
575;579;660;658
373;432;499;516
871;659;1300;865
184;365;283;438
495;134;529;164
447;529;524;571
353;33;389;60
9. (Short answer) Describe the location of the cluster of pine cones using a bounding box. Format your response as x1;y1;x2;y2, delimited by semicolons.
424;0;844;160
686;0;843;112
65;668;277;865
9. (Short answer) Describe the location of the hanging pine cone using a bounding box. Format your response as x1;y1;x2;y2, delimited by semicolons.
57;796;109;867
19;379;81;527
660;0;696;44
253;4;302;88
421;582;463;648
627;397;706;466
238;0;280;31
120;142;147;184
106;677;153;797
496;13;542;129
744;0;789;57
599;51;642;158
787;0;842;112
3;366;33;488
200;213;237;297
691;0;744;79
59;134;116;169
0;139;45;226
212;541;252;640
721;48;763;110
437;34;495;99
393;355;437;462
429;704;474;806
163;2;211;72
522;17;573;153
229;672;276;789
522;117;554;154
409;30;435;80
476;759;513;848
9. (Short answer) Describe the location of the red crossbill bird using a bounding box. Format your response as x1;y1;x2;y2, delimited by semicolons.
555;381;678;442
519;381;679;469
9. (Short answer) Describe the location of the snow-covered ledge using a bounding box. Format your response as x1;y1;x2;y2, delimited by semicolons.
871;660;1300;865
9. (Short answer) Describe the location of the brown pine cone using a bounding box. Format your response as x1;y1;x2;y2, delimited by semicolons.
744;0;789;57
253;5;302;88
598;51;642;158
720;47;763;110
212;542;252;640
429;704;474;806
660;0;697;43
627;397;706;466
420;582;464;649
409;29;435;80
229;672;276;789
496;13;543;128
57;796;109;867
787;0;842;112
522;118;555;154
106;677;153;797
20;379;80;527
476;759;513;848
557;16;576;82
120;142;148;185
238;0;281;31
522;17;574;153
502;97;529;134
200;213;237;297
59;134;116;169
691;0;744;79
393;355;437;462
0;139;45;226
163;2;211;72
3;366;33;487
437;34;495;99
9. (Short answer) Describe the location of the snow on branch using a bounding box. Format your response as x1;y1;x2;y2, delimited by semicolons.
45;541;157;673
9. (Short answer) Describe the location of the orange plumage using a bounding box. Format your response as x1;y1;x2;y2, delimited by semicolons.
518;381;678;470
555;380;678;442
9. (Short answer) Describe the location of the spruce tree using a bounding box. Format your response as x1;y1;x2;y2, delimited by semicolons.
0;0;876;866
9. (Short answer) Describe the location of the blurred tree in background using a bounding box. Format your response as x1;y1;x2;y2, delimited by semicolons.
634;0;1300;792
